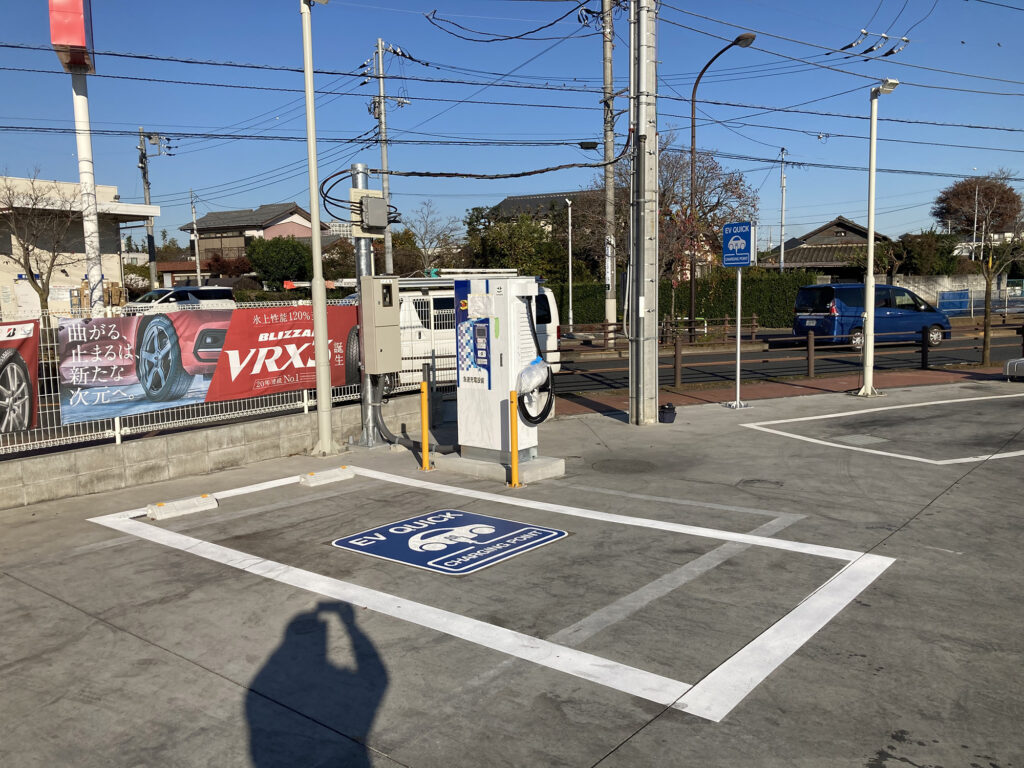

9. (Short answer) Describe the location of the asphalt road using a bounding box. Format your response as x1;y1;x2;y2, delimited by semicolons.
554;334;1023;393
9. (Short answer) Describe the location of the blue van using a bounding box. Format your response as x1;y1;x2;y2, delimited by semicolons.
793;283;951;348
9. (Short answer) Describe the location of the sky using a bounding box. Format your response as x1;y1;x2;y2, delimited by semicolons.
2;0;1022;252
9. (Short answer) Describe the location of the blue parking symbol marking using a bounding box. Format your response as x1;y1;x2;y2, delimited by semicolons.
332;510;568;575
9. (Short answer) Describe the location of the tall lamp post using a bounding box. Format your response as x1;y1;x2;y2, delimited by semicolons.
857;77;899;397
688;32;755;340
300;0;337;454
565;197;574;330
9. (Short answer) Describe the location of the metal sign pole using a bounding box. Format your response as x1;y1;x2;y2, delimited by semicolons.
729;266;745;408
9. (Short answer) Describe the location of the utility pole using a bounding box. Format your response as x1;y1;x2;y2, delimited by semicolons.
628;0;659;426
972;181;979;260
602;0;617;343
779;147;787;272
137;127;167;289
375;37;394;274
352;163;376;446
190;190;202;287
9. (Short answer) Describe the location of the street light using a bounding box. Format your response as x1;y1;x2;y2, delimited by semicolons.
857;77;899;398
300;0;336;453
565;197;574;330
689;32;755;340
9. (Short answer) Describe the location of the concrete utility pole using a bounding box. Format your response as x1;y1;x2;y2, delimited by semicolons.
628;0;659;426
779;147;787;272
190;190;202;286
137;127;161;289
375;37;394;274
301;0;337;455
352;163;376;447
71;73;104;312
602;0;617;341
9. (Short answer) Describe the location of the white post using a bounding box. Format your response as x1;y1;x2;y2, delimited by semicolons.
732;267;744;407
566;198;574;330
301;0;337;455
71;72;104;313
858;86;883;397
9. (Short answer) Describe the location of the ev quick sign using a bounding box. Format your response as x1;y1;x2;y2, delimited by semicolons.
722;221;753;268
332;510;567;575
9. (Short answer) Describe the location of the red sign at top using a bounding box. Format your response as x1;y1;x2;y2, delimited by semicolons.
49;0;95;73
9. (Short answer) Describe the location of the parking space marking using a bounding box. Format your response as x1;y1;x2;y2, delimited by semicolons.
90;467;894;722
89;513;692;707
742;392;1024;465
674;553;893;722
348;466;861;561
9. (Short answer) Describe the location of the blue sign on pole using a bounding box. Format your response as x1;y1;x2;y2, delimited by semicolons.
332;510;567;575
722;221;753;268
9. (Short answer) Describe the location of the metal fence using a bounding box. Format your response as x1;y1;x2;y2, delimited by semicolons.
0;297;457;457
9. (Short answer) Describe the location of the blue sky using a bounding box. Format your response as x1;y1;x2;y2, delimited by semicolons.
2;0;1022;250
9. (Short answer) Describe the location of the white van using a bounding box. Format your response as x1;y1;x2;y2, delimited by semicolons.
341;279;560;387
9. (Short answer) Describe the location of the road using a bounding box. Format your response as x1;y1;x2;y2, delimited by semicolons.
554;334;1023;393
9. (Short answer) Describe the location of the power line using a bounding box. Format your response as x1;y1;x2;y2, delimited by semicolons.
658;3;1024;88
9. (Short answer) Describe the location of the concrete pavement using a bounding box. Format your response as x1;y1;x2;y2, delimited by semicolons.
2;377;1023;767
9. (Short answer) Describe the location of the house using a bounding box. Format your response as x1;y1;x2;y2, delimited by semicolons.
758;216;891;281
0;176;158;317
495;190;599;226
179;202;328;262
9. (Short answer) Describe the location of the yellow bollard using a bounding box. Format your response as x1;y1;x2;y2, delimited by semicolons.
508;390;522;488
419;381;433;472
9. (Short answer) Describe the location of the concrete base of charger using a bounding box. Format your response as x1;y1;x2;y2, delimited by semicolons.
432;452;565;484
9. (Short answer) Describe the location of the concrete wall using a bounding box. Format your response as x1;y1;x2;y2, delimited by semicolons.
0;395;421;510
892;274;997;304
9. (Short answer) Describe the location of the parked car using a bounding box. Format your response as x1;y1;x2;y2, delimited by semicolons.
123;286;236;315
793;283;951;348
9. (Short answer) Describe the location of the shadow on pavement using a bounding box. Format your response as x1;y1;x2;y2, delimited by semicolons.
245;602;388;768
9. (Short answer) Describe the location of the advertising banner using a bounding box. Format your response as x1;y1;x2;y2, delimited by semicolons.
0;320;40;433
57;306;358;424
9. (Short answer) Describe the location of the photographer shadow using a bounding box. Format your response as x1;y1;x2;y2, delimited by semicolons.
245;602;388;767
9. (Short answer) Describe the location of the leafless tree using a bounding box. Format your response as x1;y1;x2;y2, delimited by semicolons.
0;173;81;321
402;200;462;274
977;225;1024;366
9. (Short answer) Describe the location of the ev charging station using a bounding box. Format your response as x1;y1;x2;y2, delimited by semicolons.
449;276;564;482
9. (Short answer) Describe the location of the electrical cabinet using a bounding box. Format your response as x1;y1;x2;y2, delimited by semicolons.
358;275;401;374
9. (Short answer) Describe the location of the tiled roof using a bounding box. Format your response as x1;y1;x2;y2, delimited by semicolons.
495;190;599;217
179;203;307;232
760;243;867;267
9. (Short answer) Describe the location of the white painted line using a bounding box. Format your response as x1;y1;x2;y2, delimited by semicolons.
673;553;894;722
549;515;801;648
348;466;862;562
89;512;692;707
743;392;1024;465
211;475;302;500
744;424;945;465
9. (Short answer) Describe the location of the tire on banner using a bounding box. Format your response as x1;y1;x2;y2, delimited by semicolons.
136;316;194;402
344;324;360;386
0;349;32;433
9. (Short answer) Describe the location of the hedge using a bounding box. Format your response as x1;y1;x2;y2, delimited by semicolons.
547;269;821;329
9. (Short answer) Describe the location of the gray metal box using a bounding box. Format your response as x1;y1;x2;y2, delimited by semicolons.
358;276;401;374
361;196;389;230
